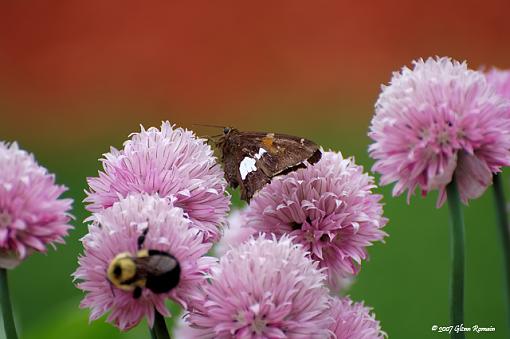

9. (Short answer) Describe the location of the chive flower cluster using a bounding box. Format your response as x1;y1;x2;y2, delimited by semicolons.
75;122;228;329
0;142;73;268
369;57;510;206
84;122;230;242
74;121;387;337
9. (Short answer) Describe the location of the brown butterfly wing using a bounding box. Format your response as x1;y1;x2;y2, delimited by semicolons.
240;166;271;201
218;130;321;201
244;132;321;176
217;130;268;200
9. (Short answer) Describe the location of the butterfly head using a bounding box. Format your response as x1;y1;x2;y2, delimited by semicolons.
215;126;238;151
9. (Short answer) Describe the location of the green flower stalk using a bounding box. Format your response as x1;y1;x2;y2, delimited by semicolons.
150;311;170;339
446;179;465;339
492;173;510;330
0;269;18;339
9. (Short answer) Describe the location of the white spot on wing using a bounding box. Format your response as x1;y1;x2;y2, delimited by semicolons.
240;157;257;180
239;149;267;180
255;148;267;159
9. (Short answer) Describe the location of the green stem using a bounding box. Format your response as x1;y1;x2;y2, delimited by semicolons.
149;310;170;339
446;179;465;339
492;173;510;330
0;269;18;339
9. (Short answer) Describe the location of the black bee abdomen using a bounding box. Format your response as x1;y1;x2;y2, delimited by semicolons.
146;264;181;294
145;251;181;294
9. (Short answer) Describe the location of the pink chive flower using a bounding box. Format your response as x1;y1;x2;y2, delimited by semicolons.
244;151;387;291
174;316;211;339
329;297;386;339
74;194;216;331
85;121;230;242
0;142;73;268
187;235;333;338
486;68;510;99
369;57;510;206
215;208;256;257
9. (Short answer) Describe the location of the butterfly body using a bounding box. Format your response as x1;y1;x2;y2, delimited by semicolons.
216;128;321;201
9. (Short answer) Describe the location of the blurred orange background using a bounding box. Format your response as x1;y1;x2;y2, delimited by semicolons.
1;1;510;143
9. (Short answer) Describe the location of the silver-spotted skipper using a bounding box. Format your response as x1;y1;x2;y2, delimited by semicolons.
214;127;321;201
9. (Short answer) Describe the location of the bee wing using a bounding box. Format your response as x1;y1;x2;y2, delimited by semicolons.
134;251;180;294
134;251;178;276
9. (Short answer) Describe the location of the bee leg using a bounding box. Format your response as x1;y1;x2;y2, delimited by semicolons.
133;286;142;299
137;227;149;250
109;283;115;297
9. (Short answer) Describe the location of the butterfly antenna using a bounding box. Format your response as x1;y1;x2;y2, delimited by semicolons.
197;133;224;144
191;123;226;129
192;125;232;145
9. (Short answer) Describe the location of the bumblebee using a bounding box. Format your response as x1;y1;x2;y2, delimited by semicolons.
107;228;181;299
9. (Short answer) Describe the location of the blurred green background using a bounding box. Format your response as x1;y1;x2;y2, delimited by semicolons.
1;1;509;338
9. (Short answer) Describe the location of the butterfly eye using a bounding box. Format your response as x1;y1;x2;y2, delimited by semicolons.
223;127;231;134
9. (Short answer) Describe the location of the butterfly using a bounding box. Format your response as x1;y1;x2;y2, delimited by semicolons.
213;127;321;201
